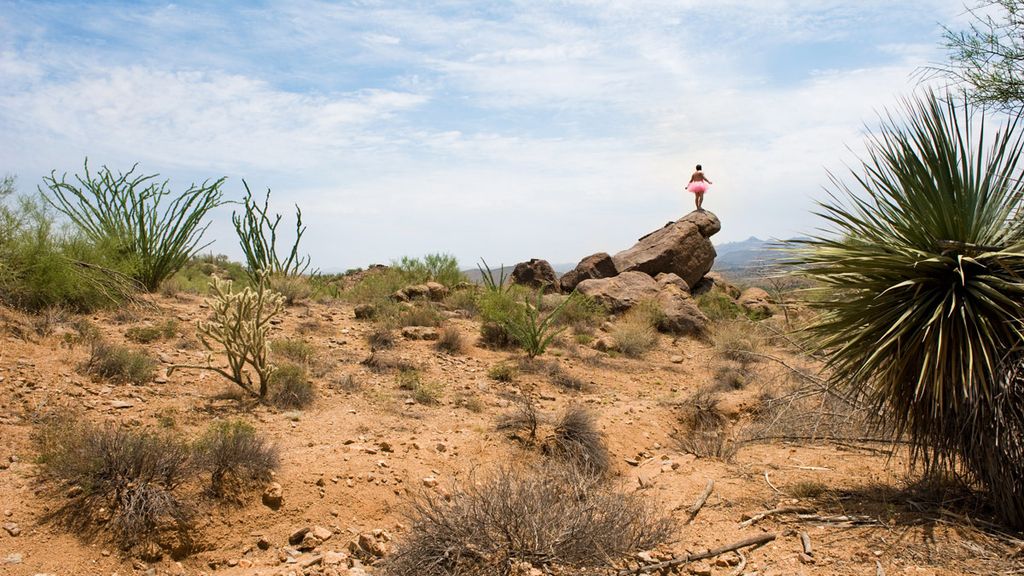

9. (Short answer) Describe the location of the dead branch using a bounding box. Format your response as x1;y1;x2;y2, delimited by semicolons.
799;531;813;556
796;513;878;526
615;533;777;575
729;549;747;576
685;479;715;525
739;507;814;528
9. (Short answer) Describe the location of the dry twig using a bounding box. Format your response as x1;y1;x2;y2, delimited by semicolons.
615;533;776;575
739;507;814;528
685;479;715;525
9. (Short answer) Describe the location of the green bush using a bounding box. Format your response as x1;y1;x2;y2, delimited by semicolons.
696;290;743;321
42;160;225;292
554;292;606;329
487;362;517;382
395;253;464;287
0;192;138;312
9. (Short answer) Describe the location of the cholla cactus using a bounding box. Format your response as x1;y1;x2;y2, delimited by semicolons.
173;273;284;399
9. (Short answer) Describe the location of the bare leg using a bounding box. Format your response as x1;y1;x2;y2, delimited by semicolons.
696;192;704;210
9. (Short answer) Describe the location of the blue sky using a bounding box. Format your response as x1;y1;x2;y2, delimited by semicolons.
1;0;967;270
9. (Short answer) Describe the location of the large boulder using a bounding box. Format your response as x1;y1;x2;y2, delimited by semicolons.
654;284;708;336
612;211;720;289
510;259;559;292
576;271;660;313
559;252;618;292
738;287;775;318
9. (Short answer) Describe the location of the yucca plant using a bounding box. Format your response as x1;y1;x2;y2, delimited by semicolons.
477;258;511;293
42;160;225;292
501;287;572;358
792;90;1024;527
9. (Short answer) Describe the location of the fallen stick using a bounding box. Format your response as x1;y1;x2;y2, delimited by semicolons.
799;531;813;556
729;549;747;576
875;559;885;576
685;479;715;525
739;507;814;528
615;533;777;575
763;470;781;496
796;513;877;525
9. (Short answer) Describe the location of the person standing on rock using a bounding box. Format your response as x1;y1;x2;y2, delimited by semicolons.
686;164;712;211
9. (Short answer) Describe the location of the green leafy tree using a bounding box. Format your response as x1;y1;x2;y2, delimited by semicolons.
792;90;1024;527
939;0;1024;109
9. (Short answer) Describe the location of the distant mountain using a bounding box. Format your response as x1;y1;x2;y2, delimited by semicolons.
713;236;781;274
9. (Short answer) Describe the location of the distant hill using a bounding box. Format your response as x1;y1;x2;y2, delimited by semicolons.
713;236;781;275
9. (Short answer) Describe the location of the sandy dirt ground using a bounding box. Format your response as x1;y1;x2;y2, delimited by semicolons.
0;293;1021;576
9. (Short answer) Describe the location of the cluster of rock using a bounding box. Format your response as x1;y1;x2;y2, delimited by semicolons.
511;210;727;337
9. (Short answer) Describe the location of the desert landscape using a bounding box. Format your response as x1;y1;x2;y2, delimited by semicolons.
1;206;1021;576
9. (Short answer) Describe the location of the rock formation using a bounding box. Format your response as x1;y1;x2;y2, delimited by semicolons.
612;211;720;289
510;259;559;292
559;252;618;292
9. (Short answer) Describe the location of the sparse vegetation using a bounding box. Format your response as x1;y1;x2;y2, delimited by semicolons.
84;339;157;385
125;320;178;344
697;290;743;321
676;388;735;460
385;463;673;576
545;406;610;477
194;420;279;499
610;306;659;358
491;287;571;358
367;324;397;350
34;416;194;550
233;183;311;281
554;291;606;330
487;361;517;382
434;324;466;354
269;363;315;409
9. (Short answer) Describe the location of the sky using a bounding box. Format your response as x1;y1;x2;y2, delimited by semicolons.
0;0;971;271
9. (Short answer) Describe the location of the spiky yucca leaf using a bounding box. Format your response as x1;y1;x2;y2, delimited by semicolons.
792;90;1024;526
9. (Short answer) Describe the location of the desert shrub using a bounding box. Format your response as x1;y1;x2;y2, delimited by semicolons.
160;254;249;296
545;363;588;391
396;304;443;327
456;393;484;413
434;325;466;354
396;367;422;391
711;319;763;364
367;324;396;350
194;420;279;499
496;398;540;442
442;288;479;316
788;481;829;499
713;359;748;390
395;253;465;287
792;91;1024;526
555;292;606;329
34;416;194;549
342;267;418;306
487;362;517;382
232;183;311;281
385;463;673;576
125;320;178;344
0;194;139;312
271;338;315;365
84;340;157;385
42;160;225;292
488;288;571;358
361;351;419;373
676;388;735;460
478;321;515;349
544;406;611;477
171;274;284;399
395;367;442;404
610;308;659;358
269;363;314;409
696;290;743;321
268;274;314;305
332;373;361;392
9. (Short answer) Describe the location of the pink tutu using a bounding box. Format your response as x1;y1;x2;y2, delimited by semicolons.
687;181;709;194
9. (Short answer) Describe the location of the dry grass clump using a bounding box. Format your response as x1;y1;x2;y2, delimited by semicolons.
385;463;673;576
711;319;763;364
434;324;466;354
397;304;444;328
487;361;517;382
268;363;315;409
34;415;194;551
544;362;588;391
544;406;611;477
396;367;443;405
125;319;179;344
84;339;157;385
496;398;540;442
268;275;314;305
194;420;279;499
478;321;515;349
270;338;315;365
367;324;396;350
361;351;419;373
442;288;478;316
610;307;659;358
675;388;735;460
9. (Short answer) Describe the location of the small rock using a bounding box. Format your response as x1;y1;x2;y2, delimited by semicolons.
422;476;438;488
401;326;439;340
109;400;134;409
687;560;712;576
262;482;284;509
357;533;386;557
311;526;333;542
670;355;684;364
257;536;272;550
153;375;168;384
5;553;22;564
354;304;376;320
2;523;20;536
323;551;348;566
289;527;311;546
799;552;816;564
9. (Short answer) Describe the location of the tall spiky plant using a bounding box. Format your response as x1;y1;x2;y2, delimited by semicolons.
792;90;1024;527
42;160;225;292
233;182;311;282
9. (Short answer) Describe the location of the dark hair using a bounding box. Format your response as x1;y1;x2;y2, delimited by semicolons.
696;164;702;171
